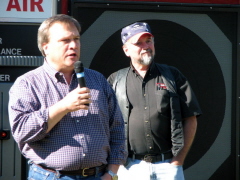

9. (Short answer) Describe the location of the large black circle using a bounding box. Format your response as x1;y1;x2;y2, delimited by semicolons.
90;20;226;169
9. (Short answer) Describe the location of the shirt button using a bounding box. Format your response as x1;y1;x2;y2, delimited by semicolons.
77;120;79;123
147;134;150;137
144;107;147;110
145;121;148;123
149;147;152;149
144;94;146;96
83;153;86;156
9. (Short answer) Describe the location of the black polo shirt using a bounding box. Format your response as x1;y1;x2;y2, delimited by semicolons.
108;62;202;156
127;62;172;155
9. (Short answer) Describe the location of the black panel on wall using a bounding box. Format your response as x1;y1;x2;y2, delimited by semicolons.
72;2;238;179
90;18;226;168
0;25;41;56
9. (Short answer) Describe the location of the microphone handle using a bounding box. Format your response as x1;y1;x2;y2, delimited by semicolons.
76;72;89;106
78;77;86;88
76;71;86;87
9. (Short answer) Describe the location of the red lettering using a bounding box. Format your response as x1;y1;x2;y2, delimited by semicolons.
23;0;27;11
6;0;21;11
31;0;44;12
6;0;44;12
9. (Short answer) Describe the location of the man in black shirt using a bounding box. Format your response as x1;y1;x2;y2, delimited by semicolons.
107;22;202;180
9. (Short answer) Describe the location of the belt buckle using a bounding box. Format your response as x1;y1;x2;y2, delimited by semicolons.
82;168;89;177
143;154;153;163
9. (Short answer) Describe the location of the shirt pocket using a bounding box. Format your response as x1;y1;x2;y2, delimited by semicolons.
155;89;170;116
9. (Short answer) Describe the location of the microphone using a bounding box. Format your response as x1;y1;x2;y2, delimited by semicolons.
74;61;86;88
74;61;89;106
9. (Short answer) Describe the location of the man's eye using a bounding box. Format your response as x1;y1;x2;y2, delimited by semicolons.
135;42;142;45
146;41;151;44
62;39;70;42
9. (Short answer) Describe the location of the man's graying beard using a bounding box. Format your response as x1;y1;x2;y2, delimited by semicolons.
140;49;154;65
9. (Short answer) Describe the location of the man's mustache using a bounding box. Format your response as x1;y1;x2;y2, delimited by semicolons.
141;49;152;54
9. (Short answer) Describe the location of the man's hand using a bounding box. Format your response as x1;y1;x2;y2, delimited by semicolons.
101;173;112;180
62;87;91;112
170;116;197;166
101;164;120;180
46;87;91;133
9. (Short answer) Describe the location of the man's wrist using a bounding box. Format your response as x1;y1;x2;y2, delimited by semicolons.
106;170;118;180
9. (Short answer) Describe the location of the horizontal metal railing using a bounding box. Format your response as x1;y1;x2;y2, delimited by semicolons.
0;56;44;67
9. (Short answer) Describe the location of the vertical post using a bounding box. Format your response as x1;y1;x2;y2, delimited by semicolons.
61;0;69;14
236;8;240;180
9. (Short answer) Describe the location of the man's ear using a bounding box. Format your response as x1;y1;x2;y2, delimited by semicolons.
42;43;48;56
123;45;130;57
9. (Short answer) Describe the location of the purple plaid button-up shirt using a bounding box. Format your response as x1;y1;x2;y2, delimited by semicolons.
8;61;126;171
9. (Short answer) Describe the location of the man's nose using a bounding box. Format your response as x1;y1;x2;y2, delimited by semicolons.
142;42;150;49
69;40;79;49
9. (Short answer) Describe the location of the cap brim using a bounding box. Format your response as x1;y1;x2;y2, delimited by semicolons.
128;32;153;44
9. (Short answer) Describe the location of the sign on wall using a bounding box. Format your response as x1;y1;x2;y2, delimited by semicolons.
0;0;56;23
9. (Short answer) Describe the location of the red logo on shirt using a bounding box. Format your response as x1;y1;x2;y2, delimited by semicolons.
156;83;167;90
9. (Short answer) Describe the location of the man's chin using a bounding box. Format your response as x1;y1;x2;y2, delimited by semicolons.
141;56;153;65
67;57;79;63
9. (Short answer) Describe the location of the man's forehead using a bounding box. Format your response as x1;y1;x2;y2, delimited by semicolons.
49;23;79;36
128;34;153;43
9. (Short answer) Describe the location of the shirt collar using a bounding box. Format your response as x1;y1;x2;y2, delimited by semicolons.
42;58;75;84
43;58;59;78
130;61;156;76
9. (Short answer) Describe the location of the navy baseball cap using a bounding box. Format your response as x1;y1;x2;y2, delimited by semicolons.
121;22;153;44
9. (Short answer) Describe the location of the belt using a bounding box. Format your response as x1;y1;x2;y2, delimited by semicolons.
34;163;107;176
130;152;173;163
